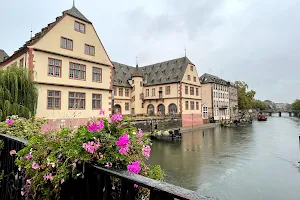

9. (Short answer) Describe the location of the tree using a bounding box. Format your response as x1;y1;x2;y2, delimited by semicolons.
0;65;38;121
252;99;269;111
291;99;300;117
235;81;256;110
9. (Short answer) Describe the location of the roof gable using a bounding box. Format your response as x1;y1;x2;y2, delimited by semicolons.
65;6;91;24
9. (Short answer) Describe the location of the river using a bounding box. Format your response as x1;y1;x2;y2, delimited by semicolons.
149;114;300;200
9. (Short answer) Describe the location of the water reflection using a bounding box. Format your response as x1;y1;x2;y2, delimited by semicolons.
149;117;300;200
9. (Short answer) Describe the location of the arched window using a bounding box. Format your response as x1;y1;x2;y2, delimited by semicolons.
147;104;154;116
168;104;177;115
157;104;165;116
202;104;208;119
114;104;121;114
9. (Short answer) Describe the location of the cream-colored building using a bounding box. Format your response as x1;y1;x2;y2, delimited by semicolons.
0;6;113;128
112;57;203;127
199;73;231;121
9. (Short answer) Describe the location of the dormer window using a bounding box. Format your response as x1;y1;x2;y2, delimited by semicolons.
74;21;85;33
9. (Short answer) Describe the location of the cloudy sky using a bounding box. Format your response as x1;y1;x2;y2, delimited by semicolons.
1;0;299;103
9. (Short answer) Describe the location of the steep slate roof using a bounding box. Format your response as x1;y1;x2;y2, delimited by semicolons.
1;6;90;66
112;57;193;87
0;49;8;63
199;73;229;85
65;6;91;24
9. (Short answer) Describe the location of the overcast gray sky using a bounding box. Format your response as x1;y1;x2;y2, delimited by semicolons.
1;0;299;103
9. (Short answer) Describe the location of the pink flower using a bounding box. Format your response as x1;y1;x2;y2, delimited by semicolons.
43;173;53;181
32;162;39;169
61;178;65;184
7;119;14;125
86;119;104;131
24;153;33;161
26;179;31;185
127;161;141;174
137;129;143;138
58;154;62;159
72;162;76;169
99;108;105;115
83;140;100;154
110;113;123;123
21;191;25;196
119;146;129;155
116;133;130;147
134;184;139;188
105;162;112;168
142;145;151;160
9;150;16;156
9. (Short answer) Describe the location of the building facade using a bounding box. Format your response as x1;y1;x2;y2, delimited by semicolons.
199;73;230;121
229;82;239;119
112;57;203;127
0;6;113;128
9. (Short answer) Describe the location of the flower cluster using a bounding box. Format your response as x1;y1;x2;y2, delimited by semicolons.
7;119;14;125
110;113;123;123
99;108;105;115
24;152;33;161
116;133;130;155
142;145;151;160
86;119;104;131
82;140;100;154
127;161;141;174
138;129;143;138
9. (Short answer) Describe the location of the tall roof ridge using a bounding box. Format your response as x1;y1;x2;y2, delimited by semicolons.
65;6;91;24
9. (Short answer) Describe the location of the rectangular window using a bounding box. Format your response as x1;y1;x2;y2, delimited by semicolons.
125;103;129;111
125;89;129;97
131;96;135;102
193;77;196;82
196;88;199;96
190;65;193;71
48;58;61;77
47;90;61;109
68;92;85;109
92;67;102;82
185;101;189;110
190;87;194;95
165;86;171;95
152;88;155;96
69;62;86;80
74;21;85;33
146;89;149;97
185;86;188;94
85;44;95;56
92;94;102;109
119;88;123;96
61;37;73;50
191;101;195;110
113;87;117;96
20;58;24;67
140;82;143;87
196;102;199;110
188;75;191;80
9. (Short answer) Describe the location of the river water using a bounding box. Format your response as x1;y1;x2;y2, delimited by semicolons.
149;114;300;200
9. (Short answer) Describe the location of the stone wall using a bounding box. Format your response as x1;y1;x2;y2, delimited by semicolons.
130;118;182;132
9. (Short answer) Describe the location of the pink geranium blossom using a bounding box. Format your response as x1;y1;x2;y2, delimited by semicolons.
32;162;39;169
110;113;123;123
82;140;100;154
116;133;130;155
99;108;105;115
26;179;31;185
127;161;141;174
24;153;33;161
9;150;16;156
137;129;143;138
21;191;25;196
142;145;151;160
43;173;53;181
7;119;14;125
86;119;104;131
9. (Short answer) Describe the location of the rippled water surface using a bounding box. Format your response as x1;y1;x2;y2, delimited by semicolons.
149;115;300;200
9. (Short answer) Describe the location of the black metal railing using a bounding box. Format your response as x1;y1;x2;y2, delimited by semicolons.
0;134;215;200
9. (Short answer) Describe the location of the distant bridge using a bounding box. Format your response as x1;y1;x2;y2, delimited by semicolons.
261;110;300;117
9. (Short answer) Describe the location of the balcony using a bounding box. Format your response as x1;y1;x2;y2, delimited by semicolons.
0;134;213;200
219;105;228;109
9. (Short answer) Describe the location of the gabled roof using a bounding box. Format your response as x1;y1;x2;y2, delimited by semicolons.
0;49;8;63
65;6;91;24
1;6;91;66
112;57;193;87
199;73;229;86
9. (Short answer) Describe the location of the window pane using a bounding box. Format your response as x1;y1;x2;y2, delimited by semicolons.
48;97;53;108
48;66;54;75
90;46;94;55
80;65;85;71
48;91;53;97
69;92;74;97
67;39;72;50
80;24;85;33
85;45;89;54
61;38;66;48
55;60;61;66
55;66;60;76
55;91;60;97
92;100;96;108
74;22;79;31
81;71;85;80
69;99;74;108
69;69;74;78
75;70;79;78
55;98;60;108
49;58;54;65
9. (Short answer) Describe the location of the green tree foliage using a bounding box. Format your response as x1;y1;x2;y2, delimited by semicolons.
291;99;300;116
252;99;269;111
235;81;256;110
0;65;38;121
